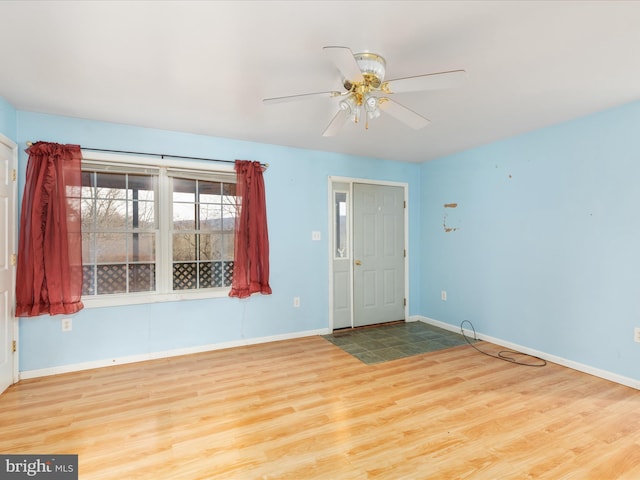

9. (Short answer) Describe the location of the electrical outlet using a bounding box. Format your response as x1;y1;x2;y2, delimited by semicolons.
634;327;640;343
293;297;301;308
441;290;447;301
61;318;72;332
312;231;321;241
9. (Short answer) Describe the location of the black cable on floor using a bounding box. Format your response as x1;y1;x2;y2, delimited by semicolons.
460;320;547;367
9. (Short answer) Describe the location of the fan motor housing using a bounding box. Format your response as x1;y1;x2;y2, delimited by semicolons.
343;52;387;91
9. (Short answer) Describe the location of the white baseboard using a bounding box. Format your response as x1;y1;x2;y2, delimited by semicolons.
19;328;330;380
410;315;640;391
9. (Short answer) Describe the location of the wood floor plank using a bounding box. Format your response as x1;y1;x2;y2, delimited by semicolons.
1;336;639;479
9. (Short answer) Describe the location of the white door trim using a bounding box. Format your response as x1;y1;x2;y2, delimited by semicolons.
0;133;18;390
328;176;409;332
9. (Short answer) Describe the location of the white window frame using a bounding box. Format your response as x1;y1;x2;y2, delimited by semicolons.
80;150;236;309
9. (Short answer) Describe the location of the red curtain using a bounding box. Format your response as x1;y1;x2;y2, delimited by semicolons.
229;160;272;299
16;142;84;317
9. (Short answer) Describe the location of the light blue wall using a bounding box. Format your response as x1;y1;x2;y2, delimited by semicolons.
0;96;17;141
13;100;640;383
15;111;422;372
421;100;640;381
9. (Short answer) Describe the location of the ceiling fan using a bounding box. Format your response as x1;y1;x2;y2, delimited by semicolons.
263;46;467;137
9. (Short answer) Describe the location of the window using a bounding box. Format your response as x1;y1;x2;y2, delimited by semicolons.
171;177;236;290
334;191;348;258
80;153;236;306
81;171;157;296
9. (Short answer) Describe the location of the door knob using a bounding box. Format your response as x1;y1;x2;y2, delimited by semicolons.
355;260;362;266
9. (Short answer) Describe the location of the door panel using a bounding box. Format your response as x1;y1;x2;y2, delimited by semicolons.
0;137;16;394
353;183;405;327
332;269;350;328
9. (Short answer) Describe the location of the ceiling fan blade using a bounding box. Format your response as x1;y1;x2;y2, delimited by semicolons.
323;46;364;83
263;91;342;105
322;107;351;137
379;98;431;130
383;70;467;94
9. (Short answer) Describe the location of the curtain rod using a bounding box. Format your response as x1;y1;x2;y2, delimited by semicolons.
25;142;269;169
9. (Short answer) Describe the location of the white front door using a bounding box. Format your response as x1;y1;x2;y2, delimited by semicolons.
352;183;405;327
0;136;17;394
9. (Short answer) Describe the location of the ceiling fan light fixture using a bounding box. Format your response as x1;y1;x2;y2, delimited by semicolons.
339;95;355;112
264;46;466;137
364;94;381;119
354;52;386;87
339;95;359;123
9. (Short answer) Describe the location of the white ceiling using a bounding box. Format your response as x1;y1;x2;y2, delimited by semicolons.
1;1;640;163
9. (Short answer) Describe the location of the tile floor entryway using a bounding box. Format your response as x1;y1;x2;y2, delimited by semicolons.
322;321;475;364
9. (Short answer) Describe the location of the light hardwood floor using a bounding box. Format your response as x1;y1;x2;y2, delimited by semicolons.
1;336;639;479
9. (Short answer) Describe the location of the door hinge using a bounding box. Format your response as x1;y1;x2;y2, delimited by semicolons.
403;200;406;208
12;340;16;353
10;254;17;267
403;298;407;307
11;169;16;182
404;249;406;258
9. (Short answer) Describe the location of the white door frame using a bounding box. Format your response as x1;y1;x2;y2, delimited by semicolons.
327;176;409;332
0;133;18;391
